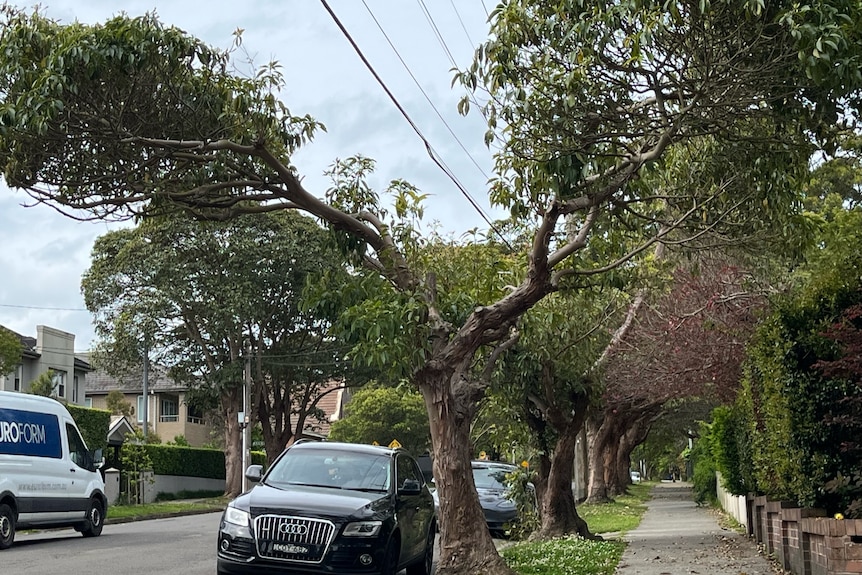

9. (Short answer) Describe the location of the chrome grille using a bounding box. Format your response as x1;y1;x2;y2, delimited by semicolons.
253;515;335;563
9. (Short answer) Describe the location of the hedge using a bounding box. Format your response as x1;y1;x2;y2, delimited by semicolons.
144;444;226;479
67;404;111;453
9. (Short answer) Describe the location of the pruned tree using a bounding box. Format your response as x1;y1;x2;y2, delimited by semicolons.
2;3;861;572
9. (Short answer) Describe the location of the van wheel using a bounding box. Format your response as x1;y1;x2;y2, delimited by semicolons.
80;498;104;538
0;503;15;550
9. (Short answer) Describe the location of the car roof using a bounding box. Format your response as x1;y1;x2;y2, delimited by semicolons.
289;441;402;457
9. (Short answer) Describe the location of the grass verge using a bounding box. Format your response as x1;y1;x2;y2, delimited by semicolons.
106;497;228;522
502;482;653;575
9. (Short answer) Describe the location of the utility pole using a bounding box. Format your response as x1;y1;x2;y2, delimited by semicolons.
142;340;149;442
241;340;252;492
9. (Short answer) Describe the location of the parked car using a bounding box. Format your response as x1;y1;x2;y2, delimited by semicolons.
216;441;436;575
630;471;642;483
432;460;531;536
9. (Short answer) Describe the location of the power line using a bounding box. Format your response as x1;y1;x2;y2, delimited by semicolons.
362;1;490;181
448;0;476;49
416;0;458;69
319;0;513;250
1;303;89;312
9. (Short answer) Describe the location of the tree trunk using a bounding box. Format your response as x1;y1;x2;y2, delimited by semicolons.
222;386;243;498
536;422;602;540
585;411;616;503
420;372;515;575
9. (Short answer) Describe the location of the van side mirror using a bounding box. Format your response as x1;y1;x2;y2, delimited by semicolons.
92;448;104;469
245;465;264;483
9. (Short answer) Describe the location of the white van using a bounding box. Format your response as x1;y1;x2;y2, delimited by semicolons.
0;391;107;549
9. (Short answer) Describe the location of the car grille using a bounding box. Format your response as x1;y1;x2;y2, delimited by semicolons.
253;515;335;563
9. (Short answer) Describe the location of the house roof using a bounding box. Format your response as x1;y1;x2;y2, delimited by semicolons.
302;381;350;438
86;363;189;395
107;415;135;445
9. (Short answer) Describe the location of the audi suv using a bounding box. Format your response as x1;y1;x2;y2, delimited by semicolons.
217;441;436;575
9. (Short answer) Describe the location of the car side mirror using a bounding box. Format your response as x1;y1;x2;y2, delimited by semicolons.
245;464;264;483
398;478;421;495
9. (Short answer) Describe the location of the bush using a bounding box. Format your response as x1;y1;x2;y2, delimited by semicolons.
144;444;225;479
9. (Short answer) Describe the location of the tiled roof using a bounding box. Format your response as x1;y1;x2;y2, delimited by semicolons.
302;381;350;437
85;363;189;394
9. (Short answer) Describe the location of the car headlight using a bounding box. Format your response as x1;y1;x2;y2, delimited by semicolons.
343;521;382;537
224;506;250;527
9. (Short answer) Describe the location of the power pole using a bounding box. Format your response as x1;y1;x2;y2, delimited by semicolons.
142;340;149;442
241;341;252;492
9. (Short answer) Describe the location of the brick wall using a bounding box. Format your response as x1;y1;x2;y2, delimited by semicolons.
739;493;862;575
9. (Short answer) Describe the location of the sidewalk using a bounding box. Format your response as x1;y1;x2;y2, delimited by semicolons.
615;482;777;575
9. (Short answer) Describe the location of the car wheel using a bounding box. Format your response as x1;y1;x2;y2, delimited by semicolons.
0;503;15;550
80;498;104;538
406;522;435;575
379;536;399;575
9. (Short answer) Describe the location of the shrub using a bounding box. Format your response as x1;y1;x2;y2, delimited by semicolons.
144;444;225;479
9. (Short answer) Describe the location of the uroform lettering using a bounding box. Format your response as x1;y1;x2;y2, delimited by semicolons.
0;420;48;444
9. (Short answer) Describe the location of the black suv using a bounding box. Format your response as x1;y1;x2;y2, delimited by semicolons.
217;441;436;575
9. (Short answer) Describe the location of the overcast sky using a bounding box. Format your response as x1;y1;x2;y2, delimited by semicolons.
0;0;503;351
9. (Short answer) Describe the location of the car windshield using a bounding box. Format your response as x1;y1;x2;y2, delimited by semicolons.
265;448;391;492
472;465;514;489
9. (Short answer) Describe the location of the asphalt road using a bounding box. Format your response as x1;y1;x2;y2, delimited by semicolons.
4;512;222;575
4;512;449;575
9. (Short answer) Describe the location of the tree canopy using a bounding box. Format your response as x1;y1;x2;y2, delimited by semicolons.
0;325;22;377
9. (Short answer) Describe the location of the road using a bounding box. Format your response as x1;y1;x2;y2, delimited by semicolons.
5;512;451;574
5;513;222;575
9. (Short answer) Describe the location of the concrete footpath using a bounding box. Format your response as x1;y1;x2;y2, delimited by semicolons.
615;482;777;575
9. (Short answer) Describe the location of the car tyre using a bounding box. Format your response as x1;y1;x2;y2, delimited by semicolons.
80;498;104;538
406;522;435;575
0;503;15;550
379;536;399;575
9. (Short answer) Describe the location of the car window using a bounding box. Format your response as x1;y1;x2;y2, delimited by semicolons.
472;465;513;489
66;423;93;471
266;448;391;491
396;454;422;489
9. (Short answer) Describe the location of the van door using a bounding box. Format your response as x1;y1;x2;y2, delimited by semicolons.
63;421;98;518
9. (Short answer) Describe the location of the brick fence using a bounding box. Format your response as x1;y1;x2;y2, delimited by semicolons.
745;494;862;575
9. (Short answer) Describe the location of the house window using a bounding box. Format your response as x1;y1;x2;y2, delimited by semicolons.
72;375;79;403
84;397;93;408
160;398;179;422
137;395;145;424
13;365;21;391
52;370;67;398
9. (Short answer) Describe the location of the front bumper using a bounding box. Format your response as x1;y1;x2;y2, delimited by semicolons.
217;531;389;575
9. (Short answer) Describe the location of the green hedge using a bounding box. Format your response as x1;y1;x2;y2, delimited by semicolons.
67;404;111;453
251;450;267;468
144;444;226;479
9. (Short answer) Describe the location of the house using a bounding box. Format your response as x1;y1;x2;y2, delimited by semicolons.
85;363;216;447
0;324;92;405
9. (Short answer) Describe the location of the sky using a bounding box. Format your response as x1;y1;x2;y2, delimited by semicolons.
0;0;504;352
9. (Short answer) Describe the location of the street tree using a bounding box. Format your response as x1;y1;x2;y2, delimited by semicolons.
588;255;767;501
2;3;862;572
0;326;22;377
82;211;351;494
328;383;431;456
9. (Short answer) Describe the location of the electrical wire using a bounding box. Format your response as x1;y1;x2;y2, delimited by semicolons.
416;0;458;68
319;0;513;250
448;0;475;49
362;1;490;181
